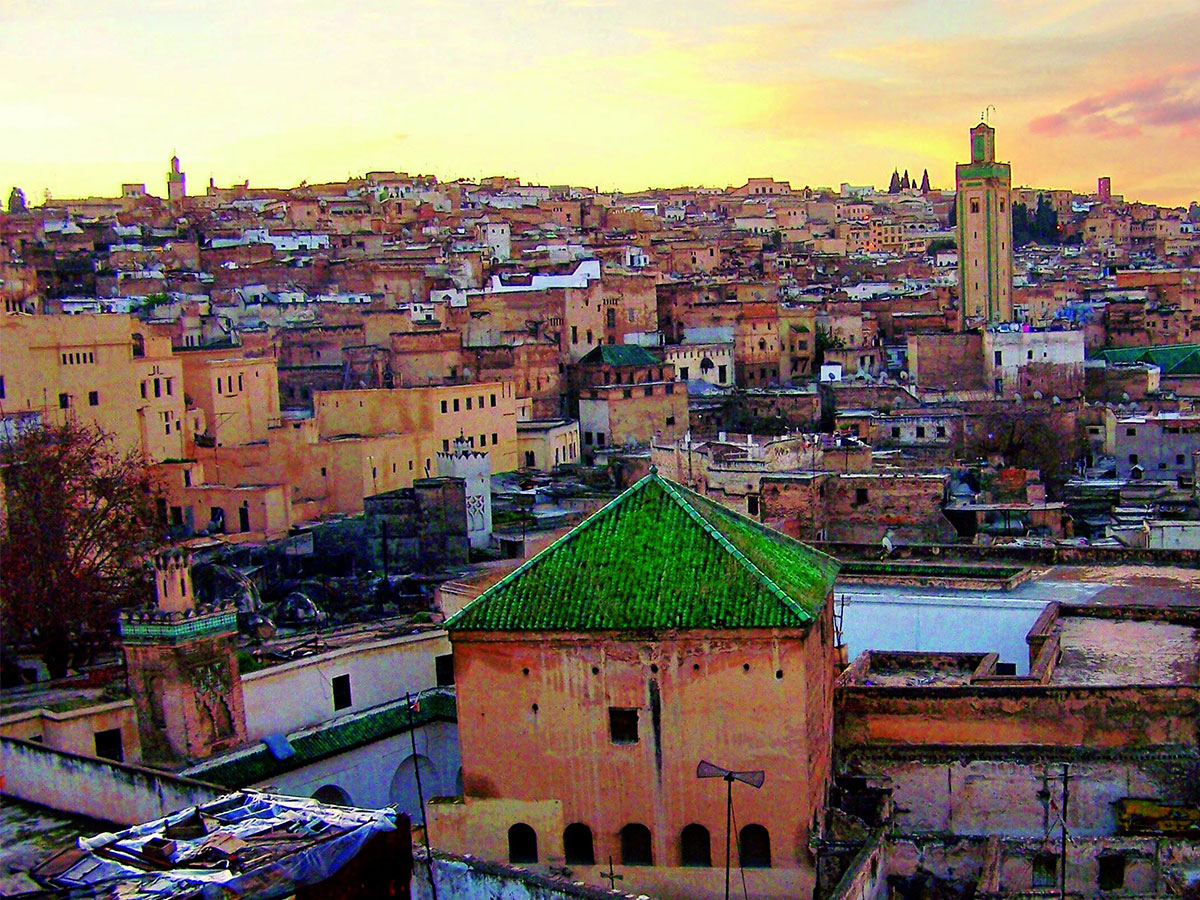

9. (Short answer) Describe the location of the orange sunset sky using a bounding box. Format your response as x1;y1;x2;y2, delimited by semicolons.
2;0;1198;205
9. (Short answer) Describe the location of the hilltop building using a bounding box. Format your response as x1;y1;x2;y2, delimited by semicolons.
956;122;1013;327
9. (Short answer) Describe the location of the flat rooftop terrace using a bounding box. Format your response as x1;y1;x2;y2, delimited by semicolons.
1050;616;1199;686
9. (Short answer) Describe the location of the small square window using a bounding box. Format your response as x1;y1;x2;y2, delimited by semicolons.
94;728;124;762
609;708;639;744
332;674;352;710
1126;427;1136;436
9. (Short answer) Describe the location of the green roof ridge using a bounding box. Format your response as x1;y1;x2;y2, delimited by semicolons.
444;475;658;629
653;476;808;621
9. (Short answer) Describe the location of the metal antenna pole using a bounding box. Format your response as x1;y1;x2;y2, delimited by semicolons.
725;774;733;900
406;692;438;900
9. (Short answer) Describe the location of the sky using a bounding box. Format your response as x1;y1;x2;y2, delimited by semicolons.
2;0;1198;206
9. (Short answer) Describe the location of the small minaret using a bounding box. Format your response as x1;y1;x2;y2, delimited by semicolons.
167;155;187;205
437;432;493;549
120;549;246;763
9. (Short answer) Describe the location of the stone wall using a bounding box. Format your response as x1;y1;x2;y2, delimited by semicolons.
0;735;223;825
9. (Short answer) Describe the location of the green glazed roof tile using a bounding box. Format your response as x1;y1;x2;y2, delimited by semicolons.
579;344;661;368
190;690;457;788
446;472;839;633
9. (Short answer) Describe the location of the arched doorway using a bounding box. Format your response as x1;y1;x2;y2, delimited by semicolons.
312;784;352;806
389;753;438;824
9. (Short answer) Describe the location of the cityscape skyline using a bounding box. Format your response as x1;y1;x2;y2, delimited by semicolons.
3;0;1199;206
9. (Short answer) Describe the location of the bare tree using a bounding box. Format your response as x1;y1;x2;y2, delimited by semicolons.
966;404;1082;495
1;421;160;679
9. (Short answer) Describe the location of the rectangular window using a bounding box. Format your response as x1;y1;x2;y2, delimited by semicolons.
666;416;676;426
1098;854;1125;891
666;383;674;395
609;708;639;744
480;433;486;446
1032;854;1057;889
936;426;946;438
238;374;243;391
855;488;869;506
88;390;99;406
994;351;1003;366
490;393;496;407
332;674;352;710
1126;427;1136;436
441;400;448;413
435;654;455;686
915;426;926;438
623;388;633;399
644;386;653;397
970;199;980;214
891;426;901;438
479;395;485;408
492;432;498;444
443;439;450;451
93;728;124;762
1177;454;1186;465
453;398;460;412
679;366;689;380
584;431;593;446
0;375;5;400
466;397;472;409
59;392;70;409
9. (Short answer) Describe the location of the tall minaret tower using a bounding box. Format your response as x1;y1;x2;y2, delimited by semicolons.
167;155;187;205
120;549;247;763
956;121;1013;328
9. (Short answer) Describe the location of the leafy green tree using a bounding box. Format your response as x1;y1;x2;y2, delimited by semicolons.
0;421;160;678
813;323;844;370
927;237;956;255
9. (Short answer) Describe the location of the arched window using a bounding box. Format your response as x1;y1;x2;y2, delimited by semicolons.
563;823;595;865
680;824;711;867
739;824;770;868
389;754;438;825
621;823;652;866
508;823;538;864
700;357;714;373
312;785;351;806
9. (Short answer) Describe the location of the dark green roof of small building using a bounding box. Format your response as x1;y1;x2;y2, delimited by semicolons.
446;472;839;633
188;690;457;789
1095;343;1200;375
579;344;661;368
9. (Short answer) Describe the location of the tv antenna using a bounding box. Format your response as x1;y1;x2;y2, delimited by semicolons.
697;760;765;900
982;104;996;125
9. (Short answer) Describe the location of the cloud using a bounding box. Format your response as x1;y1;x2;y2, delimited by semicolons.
1029;64;1200;139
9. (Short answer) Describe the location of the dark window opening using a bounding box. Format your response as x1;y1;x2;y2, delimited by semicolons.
1098;854;1126;891
58;392;70;409
332;674;352;710
88;390;99;406
739;824;770;868
1032;853;1057;889
609;707;639;744
564;823;595;866
435;654;455;686
94;728;123;762
747;495;759;516
855;488;869;506
621;824;652;866
681;824;711;867
508;823;538;864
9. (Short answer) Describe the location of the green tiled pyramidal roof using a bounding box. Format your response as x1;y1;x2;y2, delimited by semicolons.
447;471;839;632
